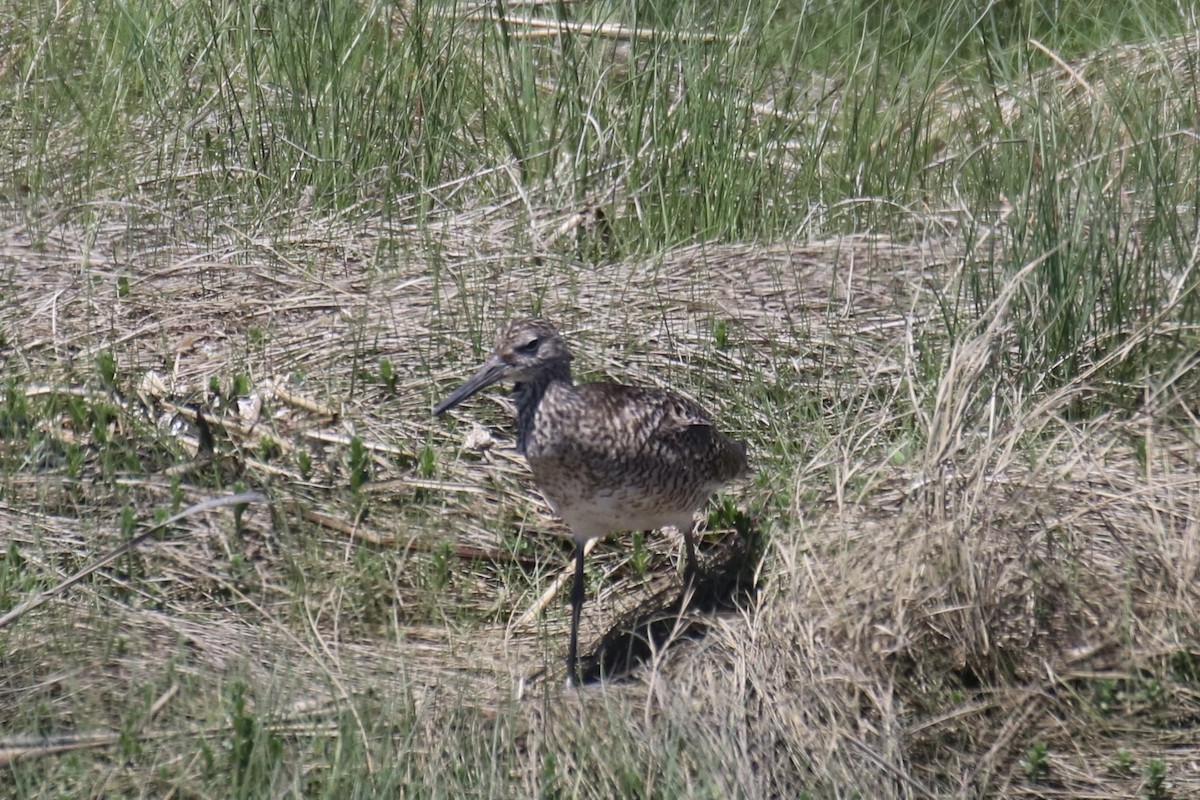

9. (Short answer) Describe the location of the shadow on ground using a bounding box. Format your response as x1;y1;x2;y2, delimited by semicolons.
581;508;763;685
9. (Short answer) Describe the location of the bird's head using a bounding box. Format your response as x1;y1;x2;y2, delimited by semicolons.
433;318;573;415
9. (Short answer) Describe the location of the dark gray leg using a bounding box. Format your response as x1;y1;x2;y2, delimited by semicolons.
682;524;700;579
566;540;586;688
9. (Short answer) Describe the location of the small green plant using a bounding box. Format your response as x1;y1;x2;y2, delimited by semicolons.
65;442;85;477
707;495;754;537
151;505;172;540
417;443;436;478
350;547;394;629
89;401;115;453
1138;677;1168;709
120;506;139;579
379;357;397;392
117;276;130;297
118;710;143;759
348;437;370;493
429;542;453;591
707;496;739;530
539;751;565;799
170;475;183;511
1021;740;1050;782
228;552;248;579
0;541;30;610
1089;675;1168;714
224;679;283;797
1168;650;1200;684
1113;748;1134;776
97;350;117;387
231;373;250;397
630;531;649;575
1132;432;1148;470
1144;757;1168;800
199;738;215;776
64;394;87;427
120;506;136;539
713;319;729;349
1093;678;1119;715
1;378;29;437
258;436;279;461
297;450;313;479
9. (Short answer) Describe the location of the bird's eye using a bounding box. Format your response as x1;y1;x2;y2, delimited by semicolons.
517;338;540;355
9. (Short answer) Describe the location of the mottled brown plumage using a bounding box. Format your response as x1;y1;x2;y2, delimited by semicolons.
434;318;748;686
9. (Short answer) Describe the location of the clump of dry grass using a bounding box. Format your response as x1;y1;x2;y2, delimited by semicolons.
553;267;1200;797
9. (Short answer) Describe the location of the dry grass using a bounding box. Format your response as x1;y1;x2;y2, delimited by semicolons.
5;196;1199;796
4;24;1200;800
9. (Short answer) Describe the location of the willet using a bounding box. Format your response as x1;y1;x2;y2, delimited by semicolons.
434;318;748;686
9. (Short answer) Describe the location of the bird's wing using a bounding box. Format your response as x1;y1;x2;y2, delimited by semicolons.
576;382;713;432
575;383;748;479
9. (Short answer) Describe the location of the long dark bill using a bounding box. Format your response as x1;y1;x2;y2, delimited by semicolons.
432;356;509;416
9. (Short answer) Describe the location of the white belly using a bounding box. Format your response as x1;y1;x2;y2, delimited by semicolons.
534;471;711;541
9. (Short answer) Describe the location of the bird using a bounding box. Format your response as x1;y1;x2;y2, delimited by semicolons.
434;318;749;687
